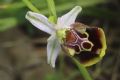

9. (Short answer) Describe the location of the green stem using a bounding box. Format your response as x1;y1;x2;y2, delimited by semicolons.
72;57;93;80
22;0;40;13
46;0;57;23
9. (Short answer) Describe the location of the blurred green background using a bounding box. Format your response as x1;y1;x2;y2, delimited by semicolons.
0;0;120;80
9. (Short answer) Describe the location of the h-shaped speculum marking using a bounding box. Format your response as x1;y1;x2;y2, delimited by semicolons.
65;29;94;54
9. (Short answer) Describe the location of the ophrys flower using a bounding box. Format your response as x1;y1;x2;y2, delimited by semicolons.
25;6;107;68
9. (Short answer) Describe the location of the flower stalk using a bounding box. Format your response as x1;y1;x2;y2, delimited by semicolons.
72;57;93;80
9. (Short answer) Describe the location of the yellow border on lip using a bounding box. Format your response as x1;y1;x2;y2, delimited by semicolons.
62;27;107;67
98;28;107;58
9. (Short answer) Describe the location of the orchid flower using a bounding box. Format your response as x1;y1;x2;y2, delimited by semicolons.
25;6;107;68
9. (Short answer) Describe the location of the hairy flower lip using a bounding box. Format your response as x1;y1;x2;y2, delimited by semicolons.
61;21;106;67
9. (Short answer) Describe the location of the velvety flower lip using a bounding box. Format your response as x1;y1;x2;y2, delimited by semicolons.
63;22;107;67
25;6;82;68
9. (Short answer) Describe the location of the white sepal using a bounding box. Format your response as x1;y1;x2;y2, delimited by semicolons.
47;34;61;68
57;6;82;29
58;6;82;28
26;11;55;34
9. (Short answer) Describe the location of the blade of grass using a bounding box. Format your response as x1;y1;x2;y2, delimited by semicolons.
22;0;40;13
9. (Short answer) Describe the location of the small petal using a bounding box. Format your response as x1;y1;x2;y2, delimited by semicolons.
47;34;61;68
26;11;55;34
57;6;82;28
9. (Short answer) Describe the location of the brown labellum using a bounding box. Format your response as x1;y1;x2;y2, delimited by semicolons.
62;22;107;67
